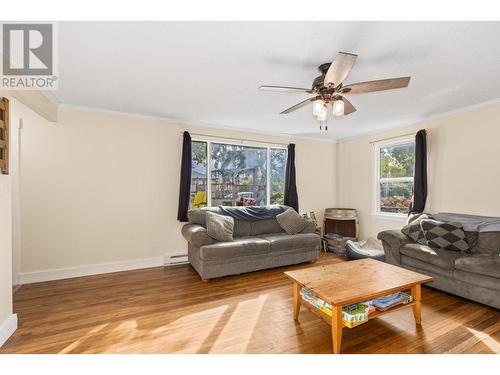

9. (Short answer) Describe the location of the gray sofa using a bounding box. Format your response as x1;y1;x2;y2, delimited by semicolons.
182;206;320;280
378;213;500;309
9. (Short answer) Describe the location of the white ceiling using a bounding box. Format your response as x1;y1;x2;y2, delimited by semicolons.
52;21;500;140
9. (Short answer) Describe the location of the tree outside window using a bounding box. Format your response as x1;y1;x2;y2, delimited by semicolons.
376;140;415;215
190;140;287;207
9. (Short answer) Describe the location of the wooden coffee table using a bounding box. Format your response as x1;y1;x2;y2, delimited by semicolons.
284;258;433;354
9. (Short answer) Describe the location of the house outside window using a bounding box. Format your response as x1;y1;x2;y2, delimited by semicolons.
373;136;415;217
190;139;287;208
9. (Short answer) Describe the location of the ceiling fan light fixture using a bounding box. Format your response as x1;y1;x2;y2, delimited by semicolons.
312;99;326;116
261;52;411;123
316;108;327;122
333;99;345;116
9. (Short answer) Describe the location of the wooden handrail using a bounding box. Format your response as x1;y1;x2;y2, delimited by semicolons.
0;97;9;174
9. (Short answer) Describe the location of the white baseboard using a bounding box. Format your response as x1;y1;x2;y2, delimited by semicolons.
0;314;18;348
18;257;165;284
164;253;189;265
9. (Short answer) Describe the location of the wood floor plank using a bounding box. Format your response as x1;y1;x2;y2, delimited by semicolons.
1;253;498;354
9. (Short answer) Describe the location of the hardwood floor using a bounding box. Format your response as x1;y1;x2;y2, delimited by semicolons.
1;253;499;354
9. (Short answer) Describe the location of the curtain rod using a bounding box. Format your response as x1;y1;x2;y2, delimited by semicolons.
369;131;418;145
179;131;289;147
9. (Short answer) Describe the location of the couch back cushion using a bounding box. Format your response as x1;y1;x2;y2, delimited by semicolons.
187;207;284;237
250;219;284;236
234;220;252;237
475;231;500;255
464;231;478;249
187;207;222;226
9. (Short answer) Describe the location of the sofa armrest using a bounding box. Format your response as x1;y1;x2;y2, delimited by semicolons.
182;224;215;248
377;230;410;265
300;220;316;234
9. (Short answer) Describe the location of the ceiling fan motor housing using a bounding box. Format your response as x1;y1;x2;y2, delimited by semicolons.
312;75;324;90
313;63;337;92
318;62;332;75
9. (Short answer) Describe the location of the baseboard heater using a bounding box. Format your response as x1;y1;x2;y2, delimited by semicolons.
164;254;189;266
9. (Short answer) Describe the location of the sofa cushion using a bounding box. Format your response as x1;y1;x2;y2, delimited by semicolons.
276;209;307;235
454;255;500;279
400;243;463;270
401;255;454;278
199;236;270;261
187;207;222;226
454;270;500;291
420;219;470;252
475;231;500;255
258;233;319;253
401;213;433;245
233;220;252;237
206;211;234;242
250;218;284;236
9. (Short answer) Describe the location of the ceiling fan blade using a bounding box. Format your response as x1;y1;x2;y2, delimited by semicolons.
341;96;356;115
341;77;411;94
280;96;319;114
324;52;357;88
260;85;313;93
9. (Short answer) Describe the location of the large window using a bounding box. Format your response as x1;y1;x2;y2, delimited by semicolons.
190;139;287;208
374;137;415;216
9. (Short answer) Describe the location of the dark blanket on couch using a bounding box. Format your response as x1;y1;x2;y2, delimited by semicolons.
219;205;285;221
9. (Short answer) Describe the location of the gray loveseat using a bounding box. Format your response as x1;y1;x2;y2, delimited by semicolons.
378;213;500;309
182;206;320;280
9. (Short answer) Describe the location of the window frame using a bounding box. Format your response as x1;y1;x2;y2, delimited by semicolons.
372;135;415;219
190;136;287;207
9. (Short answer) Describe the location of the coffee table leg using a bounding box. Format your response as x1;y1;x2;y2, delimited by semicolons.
293;282;301;320
331;305;343;354
411;284;422;325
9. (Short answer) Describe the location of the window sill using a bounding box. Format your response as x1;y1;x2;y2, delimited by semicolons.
372;213;408;221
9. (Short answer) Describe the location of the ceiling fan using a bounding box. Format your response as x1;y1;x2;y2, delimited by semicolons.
260;52;411;130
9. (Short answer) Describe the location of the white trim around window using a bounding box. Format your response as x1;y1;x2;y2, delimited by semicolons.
372;134;415;220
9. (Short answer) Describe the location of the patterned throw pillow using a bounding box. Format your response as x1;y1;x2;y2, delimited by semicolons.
206;211;234;242
276;208;307;235
420;219;470;252
401;213;432;245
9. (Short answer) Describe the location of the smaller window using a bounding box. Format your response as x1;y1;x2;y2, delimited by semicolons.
374;137;415;216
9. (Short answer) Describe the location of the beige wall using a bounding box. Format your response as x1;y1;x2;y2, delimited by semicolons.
0;173;13;330
0;93;14;342
17;97;500;280
15;103;336;278
336;101;500;240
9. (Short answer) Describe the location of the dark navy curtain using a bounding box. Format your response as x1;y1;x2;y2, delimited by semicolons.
284;143;299;212
177;131;192;222
410;129;427;213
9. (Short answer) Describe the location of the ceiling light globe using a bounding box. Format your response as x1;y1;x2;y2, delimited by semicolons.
333;99;345;116
312;100;326;116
